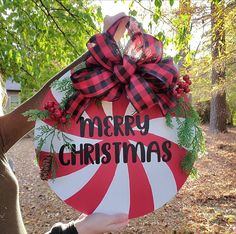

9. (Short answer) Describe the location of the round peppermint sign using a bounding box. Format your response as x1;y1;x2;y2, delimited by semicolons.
31;16;203;219
34;71;188;219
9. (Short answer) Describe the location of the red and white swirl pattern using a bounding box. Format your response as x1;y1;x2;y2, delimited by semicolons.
35;70;188;219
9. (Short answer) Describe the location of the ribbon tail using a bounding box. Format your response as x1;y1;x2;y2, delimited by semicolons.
156;92;177;115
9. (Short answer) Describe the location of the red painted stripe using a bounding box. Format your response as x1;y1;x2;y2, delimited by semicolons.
112;93;129;117
165;146;188;190
128;156;154;219
64;148;117;214
130;131;188;191
132;103;164;121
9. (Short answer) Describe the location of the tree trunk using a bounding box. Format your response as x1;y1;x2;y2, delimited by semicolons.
210;0;227;133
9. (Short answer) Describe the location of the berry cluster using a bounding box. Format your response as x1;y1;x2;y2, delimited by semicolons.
173;74;192;99
44;101;67;124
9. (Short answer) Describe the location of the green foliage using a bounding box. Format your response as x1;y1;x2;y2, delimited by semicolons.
154;0;162;8
23;109;49;121
169;0;174;6
0;0;103;101
50;77;76;110
165;112;174;128
166;98;205;175
34;121;73;179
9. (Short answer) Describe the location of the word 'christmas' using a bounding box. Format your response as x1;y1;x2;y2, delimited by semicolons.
59;141;172;165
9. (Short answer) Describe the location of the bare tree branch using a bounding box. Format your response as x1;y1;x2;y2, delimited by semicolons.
32;0;79;55
133;0;178;31
55;0;99;33
20;66;34;78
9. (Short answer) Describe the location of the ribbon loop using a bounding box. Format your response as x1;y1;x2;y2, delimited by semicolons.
113;56;137;84
67;16;179;120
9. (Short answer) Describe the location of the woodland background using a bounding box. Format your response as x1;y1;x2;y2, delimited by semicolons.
1;0;236;132
1;0;236;233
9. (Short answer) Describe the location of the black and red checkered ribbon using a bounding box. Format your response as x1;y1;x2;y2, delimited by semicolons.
66;16;179;121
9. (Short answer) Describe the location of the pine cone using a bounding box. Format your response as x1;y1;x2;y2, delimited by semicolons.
40;155;53;181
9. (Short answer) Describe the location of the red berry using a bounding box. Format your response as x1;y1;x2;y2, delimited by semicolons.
60;116;67;124
54;109;63;118
177;88;184;94
44;104;49;110
185;87;191;93
176;93;182;99
49;107;55;113
50;113;56;120
186;79;192;85
177;81;183;88
47;101;55;108
183;74;190;81
183;83;189;89
173;90;178;96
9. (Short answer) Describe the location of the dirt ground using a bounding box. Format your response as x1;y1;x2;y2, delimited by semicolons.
6;125;236;234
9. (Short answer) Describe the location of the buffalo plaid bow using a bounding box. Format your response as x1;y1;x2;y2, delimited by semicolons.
66;17;179;121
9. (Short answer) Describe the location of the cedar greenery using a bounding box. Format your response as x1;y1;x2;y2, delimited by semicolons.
23;109;49;121
165;97;205;177
50;78;76;110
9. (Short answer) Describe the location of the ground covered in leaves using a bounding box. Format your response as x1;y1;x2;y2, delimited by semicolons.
6;125;236;234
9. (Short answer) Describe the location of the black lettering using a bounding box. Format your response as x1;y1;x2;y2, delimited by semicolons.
70;144;76;165
162;141;172;162
113;116;124;136
124;116;135;136
75;144;84;165
79;116;102;137
136;115;149;135
59;144;70;166
123;142;145;163
147;141;161;162
113;142;121;163
101;143;111;164
103;116;113;137
84;143;95;165
95;143;101;164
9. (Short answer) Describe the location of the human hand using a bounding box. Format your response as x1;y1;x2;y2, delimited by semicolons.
103;12;128;42
74;213;129;234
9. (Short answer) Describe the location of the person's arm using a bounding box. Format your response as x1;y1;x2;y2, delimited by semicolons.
45;213;128;234
0;52;89;155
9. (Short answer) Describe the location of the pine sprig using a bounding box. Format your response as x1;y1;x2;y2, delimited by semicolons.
50;78;76;110
50;77;74;92
23;109;49;121
35;124;74;180
165;97;205;176
165;112;174;128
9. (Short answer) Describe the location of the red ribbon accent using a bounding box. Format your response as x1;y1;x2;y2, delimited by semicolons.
66;16;179;121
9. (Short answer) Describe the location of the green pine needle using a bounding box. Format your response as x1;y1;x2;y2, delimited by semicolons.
165;98;206;175
23;109;49;121
165;112;174;128
50;78;76;110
